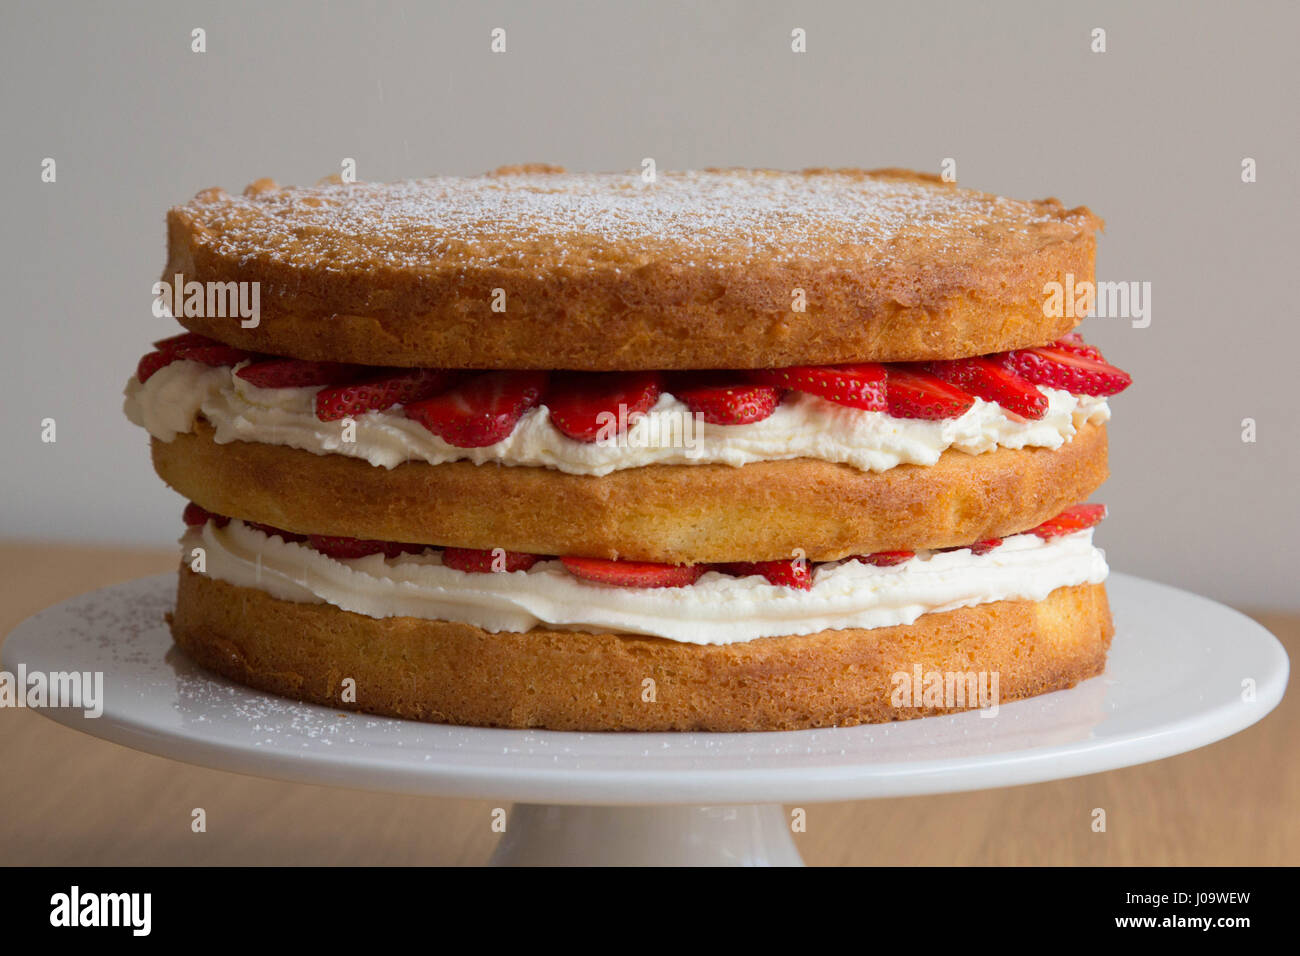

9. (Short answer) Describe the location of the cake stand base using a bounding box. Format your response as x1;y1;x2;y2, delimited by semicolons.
490;803;802;866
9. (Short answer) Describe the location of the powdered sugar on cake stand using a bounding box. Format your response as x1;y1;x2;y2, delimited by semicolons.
2;573;1286;865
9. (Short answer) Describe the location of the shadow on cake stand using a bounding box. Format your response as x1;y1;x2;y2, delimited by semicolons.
3;573;1287;866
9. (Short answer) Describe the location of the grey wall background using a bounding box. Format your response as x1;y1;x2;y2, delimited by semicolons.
1;0;1296;609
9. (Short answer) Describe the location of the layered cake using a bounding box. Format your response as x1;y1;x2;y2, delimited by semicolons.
124;167;1130;731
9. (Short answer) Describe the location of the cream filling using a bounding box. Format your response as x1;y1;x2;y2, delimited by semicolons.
182;521;1109;645
125;360;1110;476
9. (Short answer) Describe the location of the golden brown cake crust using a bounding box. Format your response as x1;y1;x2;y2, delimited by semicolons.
165;167;1101;369
152;420;1108;563
169;571;1113;732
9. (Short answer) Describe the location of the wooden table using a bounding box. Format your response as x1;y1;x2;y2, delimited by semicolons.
0;541;1293;866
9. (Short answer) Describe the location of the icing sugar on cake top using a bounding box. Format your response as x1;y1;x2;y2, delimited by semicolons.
178;167;1099;273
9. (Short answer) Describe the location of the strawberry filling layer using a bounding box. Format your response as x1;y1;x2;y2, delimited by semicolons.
139;331;1130;430
183;503;1105;591
179;506;1109;645
125;335;1121;476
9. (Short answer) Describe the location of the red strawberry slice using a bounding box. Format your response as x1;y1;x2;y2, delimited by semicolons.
1001;347;1131;397
405;371;549;448
182;502;230;528
182;344;255;367
1030;504;1107;539
154;331;219;352
560;556;704;589
307;534;389;559
315;368;456;422
243;521;308;543
136;350;173;383
236;358;366;389
136;334;252;383
389;542;429;557
307;534;427;559
885;366;977;420
1054;332;1105;361
545;372;663;442
442;547;540;573
970;538;1003;555
156;331;250;365
749;363;888;410
675;380;782;425
715;558;813;590
925;357;1048;420
855;550;915;567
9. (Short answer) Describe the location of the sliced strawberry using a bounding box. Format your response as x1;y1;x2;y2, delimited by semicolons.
156;331;250;365
136;334;251;383
315;368;456;422
182;502;230;528
749;363;888;410
236;358;365;389
1030;504;1107;539
136;350;172;383
154;331;220;353
182;344;253;366
855;550;914;567
307;534;427;559
390;542;429;557
560;556;704;589
885;366;976;420
715;558;813;590
937;537;1005;555
405;371;549;448
442;547;540;573
546;372;662;443
1054;332;1105;361
181;502;209;527
243;521;308;544
1001;347;1131;397
675;379;781;425
925;357;1047;420
307;534;389;559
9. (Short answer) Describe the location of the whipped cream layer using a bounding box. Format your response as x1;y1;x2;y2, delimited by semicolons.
126;360;1110;476
183;521;1108;645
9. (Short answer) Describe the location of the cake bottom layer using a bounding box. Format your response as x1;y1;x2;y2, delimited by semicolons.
169;569;1114;731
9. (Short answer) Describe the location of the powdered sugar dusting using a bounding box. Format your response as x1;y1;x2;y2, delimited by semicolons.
3;572;1137;797
180;169;1093;273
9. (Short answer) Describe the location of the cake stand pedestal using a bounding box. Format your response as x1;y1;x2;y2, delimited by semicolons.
2;573;1287;867
490;804;802;866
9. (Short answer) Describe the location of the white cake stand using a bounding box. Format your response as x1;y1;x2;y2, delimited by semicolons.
2;572;1287;866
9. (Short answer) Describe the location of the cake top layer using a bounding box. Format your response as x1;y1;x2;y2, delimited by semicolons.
177;166;1095;274
165;166;1102;370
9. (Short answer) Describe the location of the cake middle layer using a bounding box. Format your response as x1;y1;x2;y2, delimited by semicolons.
152;419;1106;563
